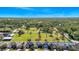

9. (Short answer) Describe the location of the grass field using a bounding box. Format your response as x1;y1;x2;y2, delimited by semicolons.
11;28;69;42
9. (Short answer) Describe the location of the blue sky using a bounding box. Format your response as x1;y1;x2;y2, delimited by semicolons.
0;7;79;18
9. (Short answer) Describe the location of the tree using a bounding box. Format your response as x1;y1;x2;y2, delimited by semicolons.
38;31;41;40
18;30;25;37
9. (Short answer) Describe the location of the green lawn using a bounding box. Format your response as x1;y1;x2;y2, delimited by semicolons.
11;28;69;42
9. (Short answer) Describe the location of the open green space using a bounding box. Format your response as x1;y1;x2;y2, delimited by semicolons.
11;28;69;42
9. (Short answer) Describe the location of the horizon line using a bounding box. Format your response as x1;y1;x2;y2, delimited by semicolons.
0;16;79;18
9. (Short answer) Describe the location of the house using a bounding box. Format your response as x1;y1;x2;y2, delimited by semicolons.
3;37;12;41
